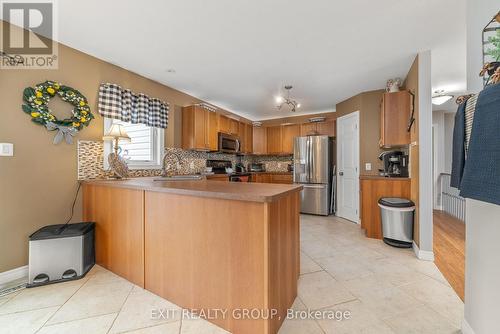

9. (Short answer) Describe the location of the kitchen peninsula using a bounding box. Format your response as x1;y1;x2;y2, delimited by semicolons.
82;178;302;334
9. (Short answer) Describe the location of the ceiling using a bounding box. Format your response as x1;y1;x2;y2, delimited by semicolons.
29;0;468;120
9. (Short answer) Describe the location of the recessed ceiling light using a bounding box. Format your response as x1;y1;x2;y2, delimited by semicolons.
432;90;453;105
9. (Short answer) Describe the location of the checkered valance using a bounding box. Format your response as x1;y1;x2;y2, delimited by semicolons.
98;83;169;128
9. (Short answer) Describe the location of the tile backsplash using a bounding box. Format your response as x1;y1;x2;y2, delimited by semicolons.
77;140;292;180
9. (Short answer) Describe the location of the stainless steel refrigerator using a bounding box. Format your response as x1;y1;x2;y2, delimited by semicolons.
293;135;336;216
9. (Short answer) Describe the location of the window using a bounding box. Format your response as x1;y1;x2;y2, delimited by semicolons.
104;118;164;170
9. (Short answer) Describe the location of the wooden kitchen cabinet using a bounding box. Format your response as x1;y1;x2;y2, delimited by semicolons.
218;114;231;134
245;123;253;153
300;121;335;137
229;118;239;136
252;173;272;183
300;123;318;136
267;126;283;154
182;105;216;151
83;184;145;287
238;121;246;152
281;124;300;154
253;126;267;155
316;120;336;136
251;173;293;184
206;109;219;151
218;114;239;136
270;174;293;184
380;91;411;147
360;176;411;239
236;122;253;154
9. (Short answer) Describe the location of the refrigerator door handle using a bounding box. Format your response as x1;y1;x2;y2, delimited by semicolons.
302;184;326;189
307;137;312;182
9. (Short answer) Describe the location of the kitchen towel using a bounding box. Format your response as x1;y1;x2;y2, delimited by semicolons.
98;83;169;128
459;83;500;205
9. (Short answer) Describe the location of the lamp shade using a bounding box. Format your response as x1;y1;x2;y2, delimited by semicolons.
103;124;131;142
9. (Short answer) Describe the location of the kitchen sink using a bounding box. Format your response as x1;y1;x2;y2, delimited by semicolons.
153;174;205;181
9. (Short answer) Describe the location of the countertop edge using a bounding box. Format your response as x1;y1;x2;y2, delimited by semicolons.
82;179;303;203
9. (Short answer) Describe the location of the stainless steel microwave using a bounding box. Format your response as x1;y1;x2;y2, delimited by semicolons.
218;132;240;153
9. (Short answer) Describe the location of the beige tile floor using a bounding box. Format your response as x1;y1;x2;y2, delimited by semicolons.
0;215;463;334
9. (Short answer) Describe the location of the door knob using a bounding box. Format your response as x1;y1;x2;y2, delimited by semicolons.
339;172;344;176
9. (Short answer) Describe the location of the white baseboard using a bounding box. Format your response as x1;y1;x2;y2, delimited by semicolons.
0;265;28;286
462;318;475;334
412;241;435;261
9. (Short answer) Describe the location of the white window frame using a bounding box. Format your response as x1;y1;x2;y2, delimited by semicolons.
103;118;164;170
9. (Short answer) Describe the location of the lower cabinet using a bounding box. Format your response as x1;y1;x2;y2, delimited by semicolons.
82;184;145;287
206;174;229;181
252;173;293;184
360;177;411;239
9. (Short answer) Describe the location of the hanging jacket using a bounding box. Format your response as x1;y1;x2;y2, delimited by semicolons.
459;83;500;205
450;102;466;189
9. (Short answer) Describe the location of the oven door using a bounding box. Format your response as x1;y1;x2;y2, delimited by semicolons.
218;133;240;153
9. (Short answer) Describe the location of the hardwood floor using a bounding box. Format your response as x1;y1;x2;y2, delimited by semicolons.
433;210;465;301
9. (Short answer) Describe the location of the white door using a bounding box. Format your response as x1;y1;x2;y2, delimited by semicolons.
336;111;360;223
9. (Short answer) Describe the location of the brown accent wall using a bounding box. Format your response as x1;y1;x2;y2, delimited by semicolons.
0;21;242;272
336;90;387;176
404;55;420;246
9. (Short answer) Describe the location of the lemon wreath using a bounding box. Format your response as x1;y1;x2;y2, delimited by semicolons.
22;80;94;144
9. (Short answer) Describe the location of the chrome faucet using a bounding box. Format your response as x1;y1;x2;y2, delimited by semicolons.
162;151;184;177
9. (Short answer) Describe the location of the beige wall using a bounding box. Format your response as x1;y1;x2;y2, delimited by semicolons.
0;21;241;272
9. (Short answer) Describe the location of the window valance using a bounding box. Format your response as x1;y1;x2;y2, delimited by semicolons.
98;83;169;128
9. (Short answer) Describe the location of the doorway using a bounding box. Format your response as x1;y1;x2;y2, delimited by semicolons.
336;111;360;223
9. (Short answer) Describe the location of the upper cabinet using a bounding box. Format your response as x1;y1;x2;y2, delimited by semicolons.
245;123;253;153
230;119;239;136
182;106;217;151
266;124;300;155
380;91;411;147
267;126;282;154
219;115;239;136
299;120;336;137
300;123;317;136
253;126;267;155
238;122;253;154
206;110;219;151
281;124;300;154
219;115;231;134
316;120;336;137
182;106;253;153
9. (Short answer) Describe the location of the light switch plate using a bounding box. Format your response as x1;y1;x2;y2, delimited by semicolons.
0;143;14;156
365;163;372;171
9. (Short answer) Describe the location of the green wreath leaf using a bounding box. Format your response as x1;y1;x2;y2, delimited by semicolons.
22;104;33;114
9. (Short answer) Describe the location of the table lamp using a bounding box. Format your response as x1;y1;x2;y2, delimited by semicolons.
103;124;131;179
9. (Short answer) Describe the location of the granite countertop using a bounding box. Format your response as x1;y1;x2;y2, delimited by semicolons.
84;177;302;203
359;175;411;180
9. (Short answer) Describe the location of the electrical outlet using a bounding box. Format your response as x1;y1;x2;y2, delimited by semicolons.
0;143;14;157
365;163;372;171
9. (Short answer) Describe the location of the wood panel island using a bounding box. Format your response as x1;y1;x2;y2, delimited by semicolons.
82;178;302;334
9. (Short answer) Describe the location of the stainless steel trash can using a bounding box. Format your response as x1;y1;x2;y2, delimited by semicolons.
378;198;415;248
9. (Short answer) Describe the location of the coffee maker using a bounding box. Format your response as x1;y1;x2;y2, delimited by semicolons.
378;151;409;177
